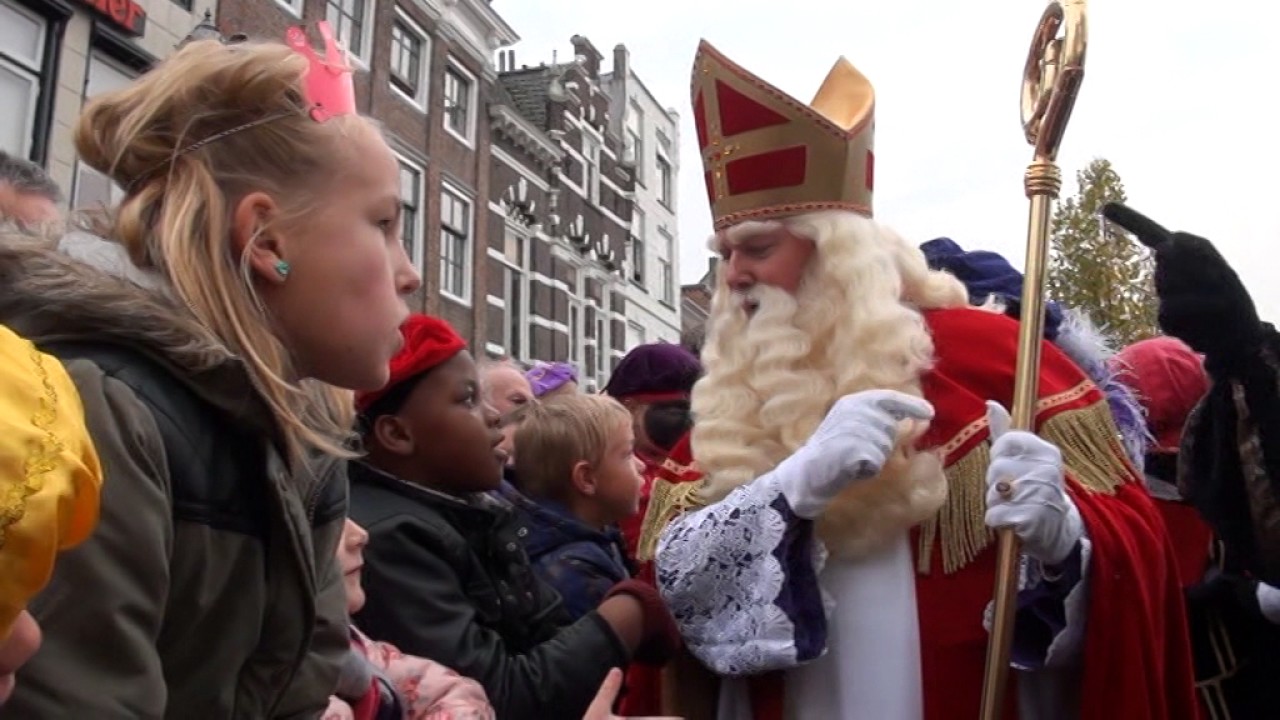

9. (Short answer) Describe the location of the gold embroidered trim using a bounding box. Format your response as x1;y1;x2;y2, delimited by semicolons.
917;398;1136;575
1038;381;1094;411
718;201;873;230
636;477;709;562
0;344;65;549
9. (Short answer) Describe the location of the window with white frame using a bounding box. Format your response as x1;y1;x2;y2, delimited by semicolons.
660;258;674;304
325;0;374;65
389;11;428;108
657;151;673;208
584;137;600;204
627;320;645;349
569;300;581;365
443;62;474;142
629;208;645;285
659;228;675;304
625;101;644;183
595;312;606;375
440;186;472;302
397;158;424;271
273;0;302;16
0;0;48;159
72;52;137;210
501;227;527;360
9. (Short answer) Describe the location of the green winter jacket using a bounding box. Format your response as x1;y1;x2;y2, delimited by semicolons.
0;230;349;719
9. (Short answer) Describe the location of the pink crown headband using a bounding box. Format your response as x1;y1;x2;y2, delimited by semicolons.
125;21;356;192
286;20;357;121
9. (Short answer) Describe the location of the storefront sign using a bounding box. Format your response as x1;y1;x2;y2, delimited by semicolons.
77;0;147;37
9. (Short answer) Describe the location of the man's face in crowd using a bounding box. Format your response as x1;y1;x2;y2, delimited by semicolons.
0;185;59;228
717;223;814;313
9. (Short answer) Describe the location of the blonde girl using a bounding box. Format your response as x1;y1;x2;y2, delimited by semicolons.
0;26;418;718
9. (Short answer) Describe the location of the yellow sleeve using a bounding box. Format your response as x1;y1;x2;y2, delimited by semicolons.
0;325;103;637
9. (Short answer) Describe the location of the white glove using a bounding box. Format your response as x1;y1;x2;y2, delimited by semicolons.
1257;583;1280;625
984;402;1084;565
777;390;935;519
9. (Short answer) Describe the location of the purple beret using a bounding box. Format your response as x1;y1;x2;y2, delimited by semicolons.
604;342;702;400
526;362;578;398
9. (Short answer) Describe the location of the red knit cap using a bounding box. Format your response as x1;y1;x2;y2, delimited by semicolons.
355;314;467;414
1112;336;1208;454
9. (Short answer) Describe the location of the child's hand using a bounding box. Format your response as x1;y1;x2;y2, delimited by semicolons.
0;610;42;705
583;668;681;720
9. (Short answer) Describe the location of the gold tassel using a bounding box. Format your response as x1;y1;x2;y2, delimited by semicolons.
917;443;992;575
1038;401;1136;494
636;478;708;562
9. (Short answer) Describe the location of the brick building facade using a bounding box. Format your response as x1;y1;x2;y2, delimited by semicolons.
680;256;715;354
3;0;218;205
5;0;683;386
488;35;637;391
215;0;516;343
603;44;682;350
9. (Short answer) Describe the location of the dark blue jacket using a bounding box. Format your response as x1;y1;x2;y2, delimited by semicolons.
505;487;634;621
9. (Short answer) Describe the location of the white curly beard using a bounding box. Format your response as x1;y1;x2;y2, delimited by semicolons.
691;211;968;560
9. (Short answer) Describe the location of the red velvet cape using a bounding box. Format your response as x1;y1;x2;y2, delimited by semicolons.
653;308;1199;720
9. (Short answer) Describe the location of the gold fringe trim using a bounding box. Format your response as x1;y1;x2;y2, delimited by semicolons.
1040;401;1135;495
917;399;1137;576
636;477;709;562
917;442;991;575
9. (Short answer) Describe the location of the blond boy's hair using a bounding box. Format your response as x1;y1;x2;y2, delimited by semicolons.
514;393;631;501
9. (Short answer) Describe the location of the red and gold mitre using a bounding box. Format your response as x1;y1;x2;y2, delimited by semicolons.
692;40;875;231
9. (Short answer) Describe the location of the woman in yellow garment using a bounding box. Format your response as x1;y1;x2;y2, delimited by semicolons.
0;324;102;703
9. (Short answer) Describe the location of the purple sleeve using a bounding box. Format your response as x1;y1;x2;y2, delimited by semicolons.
770;495;827;663
1010;540;1089;670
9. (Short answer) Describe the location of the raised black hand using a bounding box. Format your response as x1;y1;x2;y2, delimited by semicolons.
1103;202;1261;361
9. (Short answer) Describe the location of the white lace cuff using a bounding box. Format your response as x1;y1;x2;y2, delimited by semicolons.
655;472;828;676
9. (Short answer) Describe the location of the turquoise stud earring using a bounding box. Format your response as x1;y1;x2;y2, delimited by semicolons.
274;259;291;278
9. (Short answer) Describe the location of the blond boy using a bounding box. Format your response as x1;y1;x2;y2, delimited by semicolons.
511;394;644;620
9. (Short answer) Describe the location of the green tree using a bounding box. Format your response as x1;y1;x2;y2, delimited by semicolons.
1047;158;1158;346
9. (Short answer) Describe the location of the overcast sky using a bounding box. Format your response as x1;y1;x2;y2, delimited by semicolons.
494;0;1280;321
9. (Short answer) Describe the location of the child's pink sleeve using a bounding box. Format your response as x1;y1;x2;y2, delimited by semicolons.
358;631;495;720
321;696;357;720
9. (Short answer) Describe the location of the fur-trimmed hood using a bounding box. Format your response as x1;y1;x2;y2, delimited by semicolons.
0;224;271;431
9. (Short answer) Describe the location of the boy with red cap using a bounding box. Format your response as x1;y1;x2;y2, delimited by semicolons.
347;314;678;720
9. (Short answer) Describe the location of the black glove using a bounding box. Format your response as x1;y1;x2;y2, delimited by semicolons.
1185;566;1264;622
1102;202;1262;363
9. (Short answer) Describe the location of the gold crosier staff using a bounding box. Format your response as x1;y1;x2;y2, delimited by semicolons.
979;2;1087;718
